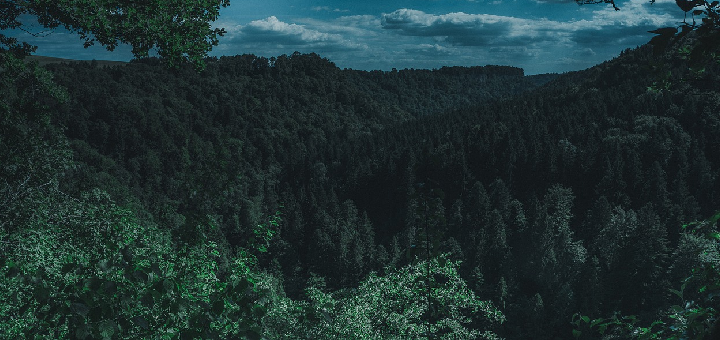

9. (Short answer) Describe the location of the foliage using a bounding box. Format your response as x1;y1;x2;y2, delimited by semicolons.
264;254;505;339
578;0;720;75
0;187;280;339
27;43;720;339
0;0;230;69
572;211;720;340
3;2;720;335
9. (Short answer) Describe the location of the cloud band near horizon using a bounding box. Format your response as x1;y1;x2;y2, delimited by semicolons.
5;0;684;74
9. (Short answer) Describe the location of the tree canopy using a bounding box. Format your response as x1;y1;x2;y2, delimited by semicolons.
577;0;720;67
0;0;230;69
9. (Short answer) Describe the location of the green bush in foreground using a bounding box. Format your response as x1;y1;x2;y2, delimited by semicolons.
263;254;505;339
0;188;277;339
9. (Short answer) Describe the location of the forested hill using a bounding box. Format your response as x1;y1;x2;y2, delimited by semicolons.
3;46;720;339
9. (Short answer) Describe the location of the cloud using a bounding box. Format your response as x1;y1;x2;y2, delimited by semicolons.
488;46;539;58
311;6;349;13
231;16;364;51
381;4;679;49
381;9;568;47
574;47;597;57
405;44;455;56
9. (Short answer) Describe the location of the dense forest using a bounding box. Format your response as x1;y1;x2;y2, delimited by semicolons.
2;41;720;338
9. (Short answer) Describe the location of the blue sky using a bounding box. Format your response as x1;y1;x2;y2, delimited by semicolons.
6;0;684;74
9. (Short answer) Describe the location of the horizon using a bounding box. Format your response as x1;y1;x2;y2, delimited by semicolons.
5;0;685;75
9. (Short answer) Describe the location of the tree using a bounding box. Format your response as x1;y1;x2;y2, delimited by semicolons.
573;211;720;340
576;0;720;70
1;0;230;69
0;188;279;339
263;255;505;339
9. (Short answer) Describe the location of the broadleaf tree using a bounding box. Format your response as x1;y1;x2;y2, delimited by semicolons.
1;0;230;69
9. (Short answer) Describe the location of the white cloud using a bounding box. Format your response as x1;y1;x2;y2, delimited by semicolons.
229;16;365;51
380;5;680;49
405;44;455;56
311;6;349;13
381;9;574;47
216;2;684;74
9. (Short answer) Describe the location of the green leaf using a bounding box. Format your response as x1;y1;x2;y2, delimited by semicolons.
181;330;201;340
89;306;104;323
212;299;225;316
4;261;20;278
141;292;154;308
242;328;263;340
33;286;51;303
710;211;720;224
572;329;582;338
18;303;31;316
75;323;91;339
62;262;76;274
70;302;90;317
163;278;175;294
132;316;149;330
151;262;161;276
98;320;117;339
102;281;117;295
133;270;148;282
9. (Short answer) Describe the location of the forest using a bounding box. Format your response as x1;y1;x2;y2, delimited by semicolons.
2;28;720;340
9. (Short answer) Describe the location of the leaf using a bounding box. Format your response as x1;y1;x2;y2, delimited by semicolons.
141;292;154;308
233;279;249;296
33;286;51;303
98;320;117;339
132;316;149;330
75;323;91;339
670;304;684;313
133;270;148;282
181;330;201;340
4;262;20;278
212;299;225;316
676;0;696;12
160;278;174;294
573;329;582;338
151;262;161;276
70;302;90;317
709;211;720;224
170;301;182;313
89;306;104;323
62;262;76;274
18;303;31;316
102;281;117;295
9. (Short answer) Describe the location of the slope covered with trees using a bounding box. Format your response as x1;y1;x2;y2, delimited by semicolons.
3;37;720;340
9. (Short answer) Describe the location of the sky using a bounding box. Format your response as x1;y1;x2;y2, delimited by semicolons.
5;0;686;74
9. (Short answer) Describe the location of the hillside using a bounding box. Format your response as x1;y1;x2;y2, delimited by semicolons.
2;46;719;339
25;55;127;67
